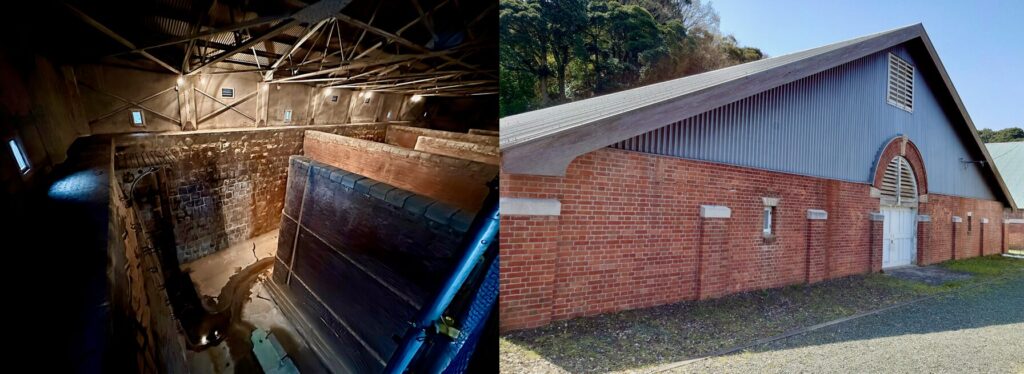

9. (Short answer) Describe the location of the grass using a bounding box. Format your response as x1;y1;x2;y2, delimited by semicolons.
500;255;1024;374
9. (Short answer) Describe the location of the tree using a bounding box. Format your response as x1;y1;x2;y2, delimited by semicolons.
500;0;552;105
978;127;1024;143
540;0;587;102
499;0;765;116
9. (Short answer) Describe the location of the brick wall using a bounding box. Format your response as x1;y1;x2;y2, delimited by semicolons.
115;124;386;262
304;130;497;212
384;125;499;149
500;147;1008;331
917;194;1005;263
109;167;190;373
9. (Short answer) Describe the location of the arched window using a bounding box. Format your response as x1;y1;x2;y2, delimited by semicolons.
879;156;918;207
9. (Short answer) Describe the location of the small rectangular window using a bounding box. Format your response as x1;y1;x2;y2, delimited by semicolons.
221;88;234;98
763;207;773;236
130;109;145;126
331;95;339;103
386;111;393;120
9;139;29;173
284;110;293;123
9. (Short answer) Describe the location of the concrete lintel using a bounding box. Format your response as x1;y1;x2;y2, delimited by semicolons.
1006;218;1024;224
918;194;929;203
981;218;989;224
917;214;931;222
869;212;884;221
806;209;828;220
700;205;731;219
500;198;561;216
762;197;780;207
952;216;962;223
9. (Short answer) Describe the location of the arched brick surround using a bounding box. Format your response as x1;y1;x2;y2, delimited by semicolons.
872;135;928;195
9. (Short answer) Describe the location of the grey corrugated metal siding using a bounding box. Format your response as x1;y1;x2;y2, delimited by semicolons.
612;45;997;201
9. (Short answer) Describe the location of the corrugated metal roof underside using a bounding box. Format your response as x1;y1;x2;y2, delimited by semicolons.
500;25;915;148
986;142;1024;205
611;45;1000;201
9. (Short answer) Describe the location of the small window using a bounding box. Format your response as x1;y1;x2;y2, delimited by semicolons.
8;139;29;173
331;95;339;103
886;53;914;112
967;213;973;233
387;111;393;120
284;110;293;123
763;206;774;236
221;88;234;98
363;96;371;104
130;109;145;126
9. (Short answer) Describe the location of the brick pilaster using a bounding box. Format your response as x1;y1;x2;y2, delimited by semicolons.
806;209;828;283
916;215;930;265
869;213;884;273
697;205;731;300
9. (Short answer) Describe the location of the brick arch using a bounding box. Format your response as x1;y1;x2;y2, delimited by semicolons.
872;135;928;195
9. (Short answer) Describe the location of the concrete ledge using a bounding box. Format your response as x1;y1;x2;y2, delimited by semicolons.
806;209;828;220
1006;218;1024;224
500;198;561;216
917;215;931;222
952;216;963;223
700;205;731;219
869;213;884;221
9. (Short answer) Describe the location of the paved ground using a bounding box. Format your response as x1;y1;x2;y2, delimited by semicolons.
884;265;972;285
673;275;1024;373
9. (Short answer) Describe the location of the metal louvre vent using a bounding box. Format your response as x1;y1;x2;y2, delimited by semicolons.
887;53;914;112
880;156;918;206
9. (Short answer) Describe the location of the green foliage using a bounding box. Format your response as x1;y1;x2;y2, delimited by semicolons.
500;0;764;116
978;127;1024;143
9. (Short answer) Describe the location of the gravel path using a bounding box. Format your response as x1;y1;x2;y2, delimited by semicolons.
673;275;1024;373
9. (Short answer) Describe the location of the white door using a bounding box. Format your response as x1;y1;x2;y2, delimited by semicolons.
882;206;917;268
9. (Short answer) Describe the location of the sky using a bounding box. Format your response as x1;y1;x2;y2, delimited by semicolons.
714;0;1023;130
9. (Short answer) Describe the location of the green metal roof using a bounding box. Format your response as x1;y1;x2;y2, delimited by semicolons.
987;142;1024;206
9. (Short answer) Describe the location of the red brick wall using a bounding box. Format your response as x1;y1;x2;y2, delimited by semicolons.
917;194;1005;264
500;147;1008;331
1008;223;1024;250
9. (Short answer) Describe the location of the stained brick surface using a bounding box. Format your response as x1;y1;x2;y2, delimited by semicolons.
115;124;385;262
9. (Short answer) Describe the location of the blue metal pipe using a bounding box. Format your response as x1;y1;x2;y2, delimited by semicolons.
384;203;500;373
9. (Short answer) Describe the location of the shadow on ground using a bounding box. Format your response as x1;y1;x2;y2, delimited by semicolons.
500;257;1024;373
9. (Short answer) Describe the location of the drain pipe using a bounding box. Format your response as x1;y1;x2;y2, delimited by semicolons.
385;188;499;374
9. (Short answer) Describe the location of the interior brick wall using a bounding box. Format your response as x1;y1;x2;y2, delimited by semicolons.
303;130;497;212
115;124;385;262
500;147;1008;331
384;125;498;149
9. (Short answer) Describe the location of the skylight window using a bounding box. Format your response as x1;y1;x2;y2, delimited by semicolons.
130;109;145;126
9;139;29;173
221;88;234;98
284;110;293;123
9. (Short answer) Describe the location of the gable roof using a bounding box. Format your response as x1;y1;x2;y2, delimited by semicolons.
499;24;1016;209
987;142;1024;206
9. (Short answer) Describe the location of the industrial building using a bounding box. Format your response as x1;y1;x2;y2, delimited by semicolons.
1;0;497;372
499;24;1017;331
